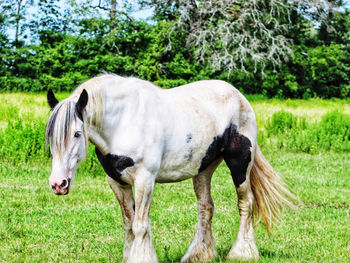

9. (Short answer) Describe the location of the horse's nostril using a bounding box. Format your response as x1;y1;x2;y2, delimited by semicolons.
60;179;68;188
51;185;56;190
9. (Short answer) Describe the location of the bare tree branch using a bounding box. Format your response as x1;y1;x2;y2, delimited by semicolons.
15;0;24;47
162;0;336;73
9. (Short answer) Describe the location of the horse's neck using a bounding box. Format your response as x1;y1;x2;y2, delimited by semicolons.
88;125;109;155
85;81;148;155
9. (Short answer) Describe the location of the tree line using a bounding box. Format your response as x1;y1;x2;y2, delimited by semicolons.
0;0;349;98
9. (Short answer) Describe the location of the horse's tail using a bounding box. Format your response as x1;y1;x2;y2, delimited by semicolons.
250;145;299;233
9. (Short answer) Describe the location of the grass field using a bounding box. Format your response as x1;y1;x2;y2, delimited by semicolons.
0;93;349;262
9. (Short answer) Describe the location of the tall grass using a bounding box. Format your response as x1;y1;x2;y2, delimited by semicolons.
0;120;47;163
0;95;349;164
263;110;350;153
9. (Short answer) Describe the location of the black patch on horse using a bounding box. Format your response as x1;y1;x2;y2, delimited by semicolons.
198;124;252;187
198;125;232;173
95;147;135;185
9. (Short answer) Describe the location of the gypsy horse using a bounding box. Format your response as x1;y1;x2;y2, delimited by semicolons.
46;74;297;262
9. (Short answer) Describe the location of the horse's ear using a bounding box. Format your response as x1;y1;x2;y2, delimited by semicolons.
47;89;59;110
76;89;88;120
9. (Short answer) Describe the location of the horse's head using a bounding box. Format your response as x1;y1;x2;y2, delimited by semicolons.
46;89;88;195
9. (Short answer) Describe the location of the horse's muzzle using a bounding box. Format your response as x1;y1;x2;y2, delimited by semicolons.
51;178;71;195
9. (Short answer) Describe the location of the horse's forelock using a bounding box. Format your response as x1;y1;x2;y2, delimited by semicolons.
46;100;78;157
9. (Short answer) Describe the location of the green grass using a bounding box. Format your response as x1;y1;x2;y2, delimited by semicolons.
0;93;349;262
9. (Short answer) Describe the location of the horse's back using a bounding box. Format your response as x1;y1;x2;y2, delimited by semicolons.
161;79;252;132
166;79;240;102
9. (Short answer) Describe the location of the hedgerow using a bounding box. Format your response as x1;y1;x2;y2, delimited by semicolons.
0;17;349;98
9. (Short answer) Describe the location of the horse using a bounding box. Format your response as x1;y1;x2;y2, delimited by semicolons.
45;74;297;263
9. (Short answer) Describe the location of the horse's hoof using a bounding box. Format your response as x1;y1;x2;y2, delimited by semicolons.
227;239;259;261
181;246;217;263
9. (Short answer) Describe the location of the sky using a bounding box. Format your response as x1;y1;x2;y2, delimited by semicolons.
6;0;155;42
132;7;154;20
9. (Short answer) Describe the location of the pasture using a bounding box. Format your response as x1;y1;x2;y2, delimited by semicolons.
0;93;349;262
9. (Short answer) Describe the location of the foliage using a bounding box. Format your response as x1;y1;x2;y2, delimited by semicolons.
0;2;349;98
307;45;349;98
228;43;350;99
141;0;340;73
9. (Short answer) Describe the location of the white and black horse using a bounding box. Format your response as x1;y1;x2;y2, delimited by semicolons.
46;74;297;263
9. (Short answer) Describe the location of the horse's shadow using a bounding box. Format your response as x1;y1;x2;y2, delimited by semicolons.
162;247;293;262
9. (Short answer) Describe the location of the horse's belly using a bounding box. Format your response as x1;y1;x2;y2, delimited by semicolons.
156;168;197;183
156;156;200;183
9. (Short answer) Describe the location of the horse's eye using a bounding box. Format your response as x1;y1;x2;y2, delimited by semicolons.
74;132;81;138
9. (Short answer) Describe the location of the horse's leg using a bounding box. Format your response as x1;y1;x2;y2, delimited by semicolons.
181;158;222;263
107;176;135;263
228;176;258;261
128;167;158;263
224;131;259;261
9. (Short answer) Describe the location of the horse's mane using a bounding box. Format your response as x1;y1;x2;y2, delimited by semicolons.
45;74;113;157
73;74;108;129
